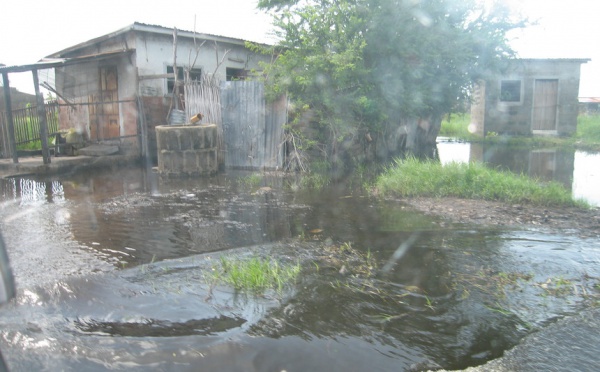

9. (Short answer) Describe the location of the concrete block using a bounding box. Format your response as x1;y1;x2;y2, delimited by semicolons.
156;125;219;176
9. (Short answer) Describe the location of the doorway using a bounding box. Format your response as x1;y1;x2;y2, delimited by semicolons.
532;79;558;132
89;66;120;140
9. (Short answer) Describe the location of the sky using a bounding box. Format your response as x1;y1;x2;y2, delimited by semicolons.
1;0;598;96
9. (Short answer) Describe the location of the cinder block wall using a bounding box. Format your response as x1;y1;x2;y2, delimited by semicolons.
156;124;218;176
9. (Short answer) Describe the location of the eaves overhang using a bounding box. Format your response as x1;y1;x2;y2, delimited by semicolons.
0;50;135;74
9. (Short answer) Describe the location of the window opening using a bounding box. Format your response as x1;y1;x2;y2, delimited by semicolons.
500;80;521;102
167;66;201;93
226;68;249;81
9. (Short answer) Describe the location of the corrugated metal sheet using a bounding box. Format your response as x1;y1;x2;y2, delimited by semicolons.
220;81;286;169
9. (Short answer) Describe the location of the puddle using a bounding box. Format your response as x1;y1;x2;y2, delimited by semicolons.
0;165;599;371
437;139;600;206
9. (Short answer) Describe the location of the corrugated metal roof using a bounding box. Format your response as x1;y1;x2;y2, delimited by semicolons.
46;22;270;59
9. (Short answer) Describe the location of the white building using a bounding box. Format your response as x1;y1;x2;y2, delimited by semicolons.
46;22;273;156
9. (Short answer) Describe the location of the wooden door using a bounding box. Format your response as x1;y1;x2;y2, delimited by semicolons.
89;66;120;140
532;79;558;131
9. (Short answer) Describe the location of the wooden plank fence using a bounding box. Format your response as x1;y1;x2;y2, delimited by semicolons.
184;79;287;170
0;102;59;157
220;81;287;170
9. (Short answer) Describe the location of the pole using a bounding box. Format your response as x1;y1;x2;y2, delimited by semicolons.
32;69;51;164
1;72;18;163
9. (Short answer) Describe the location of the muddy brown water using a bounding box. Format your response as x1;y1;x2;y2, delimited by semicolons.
0;156;599;371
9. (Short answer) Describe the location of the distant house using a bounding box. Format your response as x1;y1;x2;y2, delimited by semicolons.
44;22;272;156
579;97;600;114
0;86;37;111
470;58;590;137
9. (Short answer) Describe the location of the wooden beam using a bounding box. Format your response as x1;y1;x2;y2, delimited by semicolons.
32;69;51;164
1;72;18;163
138;73;175;80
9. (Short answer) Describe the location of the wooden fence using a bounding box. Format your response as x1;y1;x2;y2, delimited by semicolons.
220;81;287;169
0;102;59;157
184;79;287;170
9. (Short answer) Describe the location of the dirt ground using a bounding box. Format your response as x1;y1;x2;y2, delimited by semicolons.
402;197;600;238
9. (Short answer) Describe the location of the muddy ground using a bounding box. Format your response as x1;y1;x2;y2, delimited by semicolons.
402;197;600;238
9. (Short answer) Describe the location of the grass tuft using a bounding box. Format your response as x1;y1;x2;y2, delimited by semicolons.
211;255;300;294
240;173;263;188
375;157;588;208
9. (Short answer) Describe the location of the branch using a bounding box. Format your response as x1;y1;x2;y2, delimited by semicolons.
212;41;231;76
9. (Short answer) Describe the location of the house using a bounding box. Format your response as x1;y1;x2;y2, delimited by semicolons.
44;22;273;158
470;58;590;137
0;86;37;111
579;97;600;114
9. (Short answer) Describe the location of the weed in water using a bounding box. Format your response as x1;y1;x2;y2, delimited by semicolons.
538;276;574;297
424;296;435;311
299;172;330;189
240;173;263;188
211;255;300;294
485;302;513;316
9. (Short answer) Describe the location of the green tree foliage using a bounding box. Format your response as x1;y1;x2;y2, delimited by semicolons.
257;0;524;159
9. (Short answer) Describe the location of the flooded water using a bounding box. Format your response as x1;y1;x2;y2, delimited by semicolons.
0;159;599;371
437;138;600;207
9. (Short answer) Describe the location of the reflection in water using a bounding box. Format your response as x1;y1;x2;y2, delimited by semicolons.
0;178;65;205
437;139;600;206
573;152;600;206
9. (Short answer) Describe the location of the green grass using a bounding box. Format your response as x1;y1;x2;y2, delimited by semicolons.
240;173;263;188
439;114;476;138
210;255;301;294
574;114;600;150
375;157;589;208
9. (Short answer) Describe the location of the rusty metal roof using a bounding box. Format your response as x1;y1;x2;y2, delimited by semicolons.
579;97;600;103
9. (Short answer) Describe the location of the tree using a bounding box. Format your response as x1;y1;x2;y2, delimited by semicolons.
257;0;524;164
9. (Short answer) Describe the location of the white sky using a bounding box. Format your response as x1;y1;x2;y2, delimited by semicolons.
1;0;598;96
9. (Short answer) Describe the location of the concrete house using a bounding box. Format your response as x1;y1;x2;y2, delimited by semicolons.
471;58;590;137
45;22;272;156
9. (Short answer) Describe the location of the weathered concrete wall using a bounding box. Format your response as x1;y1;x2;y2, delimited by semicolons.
156;124;218;176
135;31;268;98
471;59;588;136
55;53;137;145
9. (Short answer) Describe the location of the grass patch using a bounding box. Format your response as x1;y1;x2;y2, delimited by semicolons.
240;173;263;188
574;114;600;151
210;255;300;294
375;157;588;208
439;114;476;138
